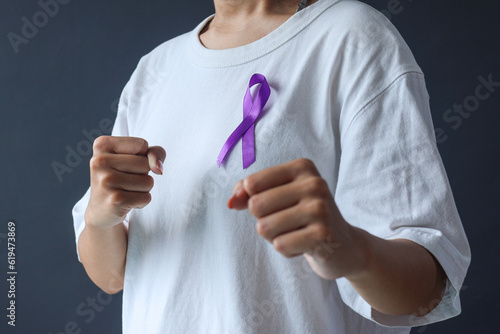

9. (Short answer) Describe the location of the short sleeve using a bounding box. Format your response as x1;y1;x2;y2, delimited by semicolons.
333;72;471;327
72;85;131;263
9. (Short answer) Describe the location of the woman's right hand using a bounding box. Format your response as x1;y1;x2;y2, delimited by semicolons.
84;136;166;229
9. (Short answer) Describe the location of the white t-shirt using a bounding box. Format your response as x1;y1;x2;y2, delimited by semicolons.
72;0;471;333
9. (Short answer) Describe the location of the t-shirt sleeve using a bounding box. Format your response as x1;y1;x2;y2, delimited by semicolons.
72;84;132;263
71;45;169;263
333;71;471;327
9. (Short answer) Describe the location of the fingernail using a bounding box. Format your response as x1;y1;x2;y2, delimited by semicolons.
228;188;242;209
156;159;163;175
228;196;235;209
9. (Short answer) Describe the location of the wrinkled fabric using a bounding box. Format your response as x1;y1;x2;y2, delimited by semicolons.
72;1;470;333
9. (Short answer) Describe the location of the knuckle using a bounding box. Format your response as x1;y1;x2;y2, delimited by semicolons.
89;155;108;170
310;224;330;241
93;136;110;151
109;191;126;207
294;158;314;171
247;195;261;215
135;137;149;152
133;192;152;209
144;175;155;190
255;219;270;238
308;198;329;218
273;240;293;258
305;177;328;195
100;172;117;188
140;192;152;207
232;180;244;194
273;239;287;254
243;175;259;195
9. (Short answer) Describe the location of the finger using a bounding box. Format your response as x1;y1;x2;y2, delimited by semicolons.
232;180;244;194
93;136;149;156
228;190;249;210
246;179;310;217
243;158;318;196
228;180;249;210
255;204;311;241
91;153;151;175
102;171;155;193
147;146;167;175
271;224;331;258
110;190;152;211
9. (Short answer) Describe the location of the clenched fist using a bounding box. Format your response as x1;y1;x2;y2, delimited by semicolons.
84;136;166;229
228;158;358;281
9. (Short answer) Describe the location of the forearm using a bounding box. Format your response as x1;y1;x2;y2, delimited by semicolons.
345;227;447;317
78;222;128;294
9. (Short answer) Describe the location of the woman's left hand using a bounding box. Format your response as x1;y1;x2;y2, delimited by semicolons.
228;158;367;280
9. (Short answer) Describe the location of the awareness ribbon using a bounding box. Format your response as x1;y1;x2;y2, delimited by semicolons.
217;73;271;169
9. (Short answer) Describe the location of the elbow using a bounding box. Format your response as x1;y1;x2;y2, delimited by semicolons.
100;284;123;295
96;275;124;295
86;268;125;295
413;264;448;317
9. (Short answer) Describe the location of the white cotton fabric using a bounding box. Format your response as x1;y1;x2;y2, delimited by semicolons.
72;0;471;333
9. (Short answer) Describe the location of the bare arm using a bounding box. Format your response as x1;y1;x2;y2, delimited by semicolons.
344;227;447;316
229;158;447;317
78;135;165;294
78;222;128;294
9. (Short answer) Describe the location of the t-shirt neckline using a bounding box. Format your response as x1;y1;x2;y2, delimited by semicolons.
187;0;340;68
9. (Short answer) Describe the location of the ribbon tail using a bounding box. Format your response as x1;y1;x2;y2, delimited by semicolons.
242;123;255;169
217;117;255;167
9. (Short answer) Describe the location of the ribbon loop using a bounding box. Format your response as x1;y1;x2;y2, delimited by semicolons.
217;73;271;169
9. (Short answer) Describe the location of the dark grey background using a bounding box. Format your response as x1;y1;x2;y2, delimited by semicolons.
0;0;498;333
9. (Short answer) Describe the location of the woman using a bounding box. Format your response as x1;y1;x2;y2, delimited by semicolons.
73;0;471;333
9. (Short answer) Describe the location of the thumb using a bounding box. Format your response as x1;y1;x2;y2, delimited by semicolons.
147;146;167;175
228;180;250;210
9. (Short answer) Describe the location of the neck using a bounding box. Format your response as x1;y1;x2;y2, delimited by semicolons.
209;0;310;34
199;0;318;49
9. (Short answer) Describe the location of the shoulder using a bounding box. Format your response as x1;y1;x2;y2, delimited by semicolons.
316;0;418;66
310;1;426;135
318;0;402;36
136;30;191;74
121;30;191;103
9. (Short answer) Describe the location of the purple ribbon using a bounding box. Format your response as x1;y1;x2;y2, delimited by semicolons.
217;73;271;169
